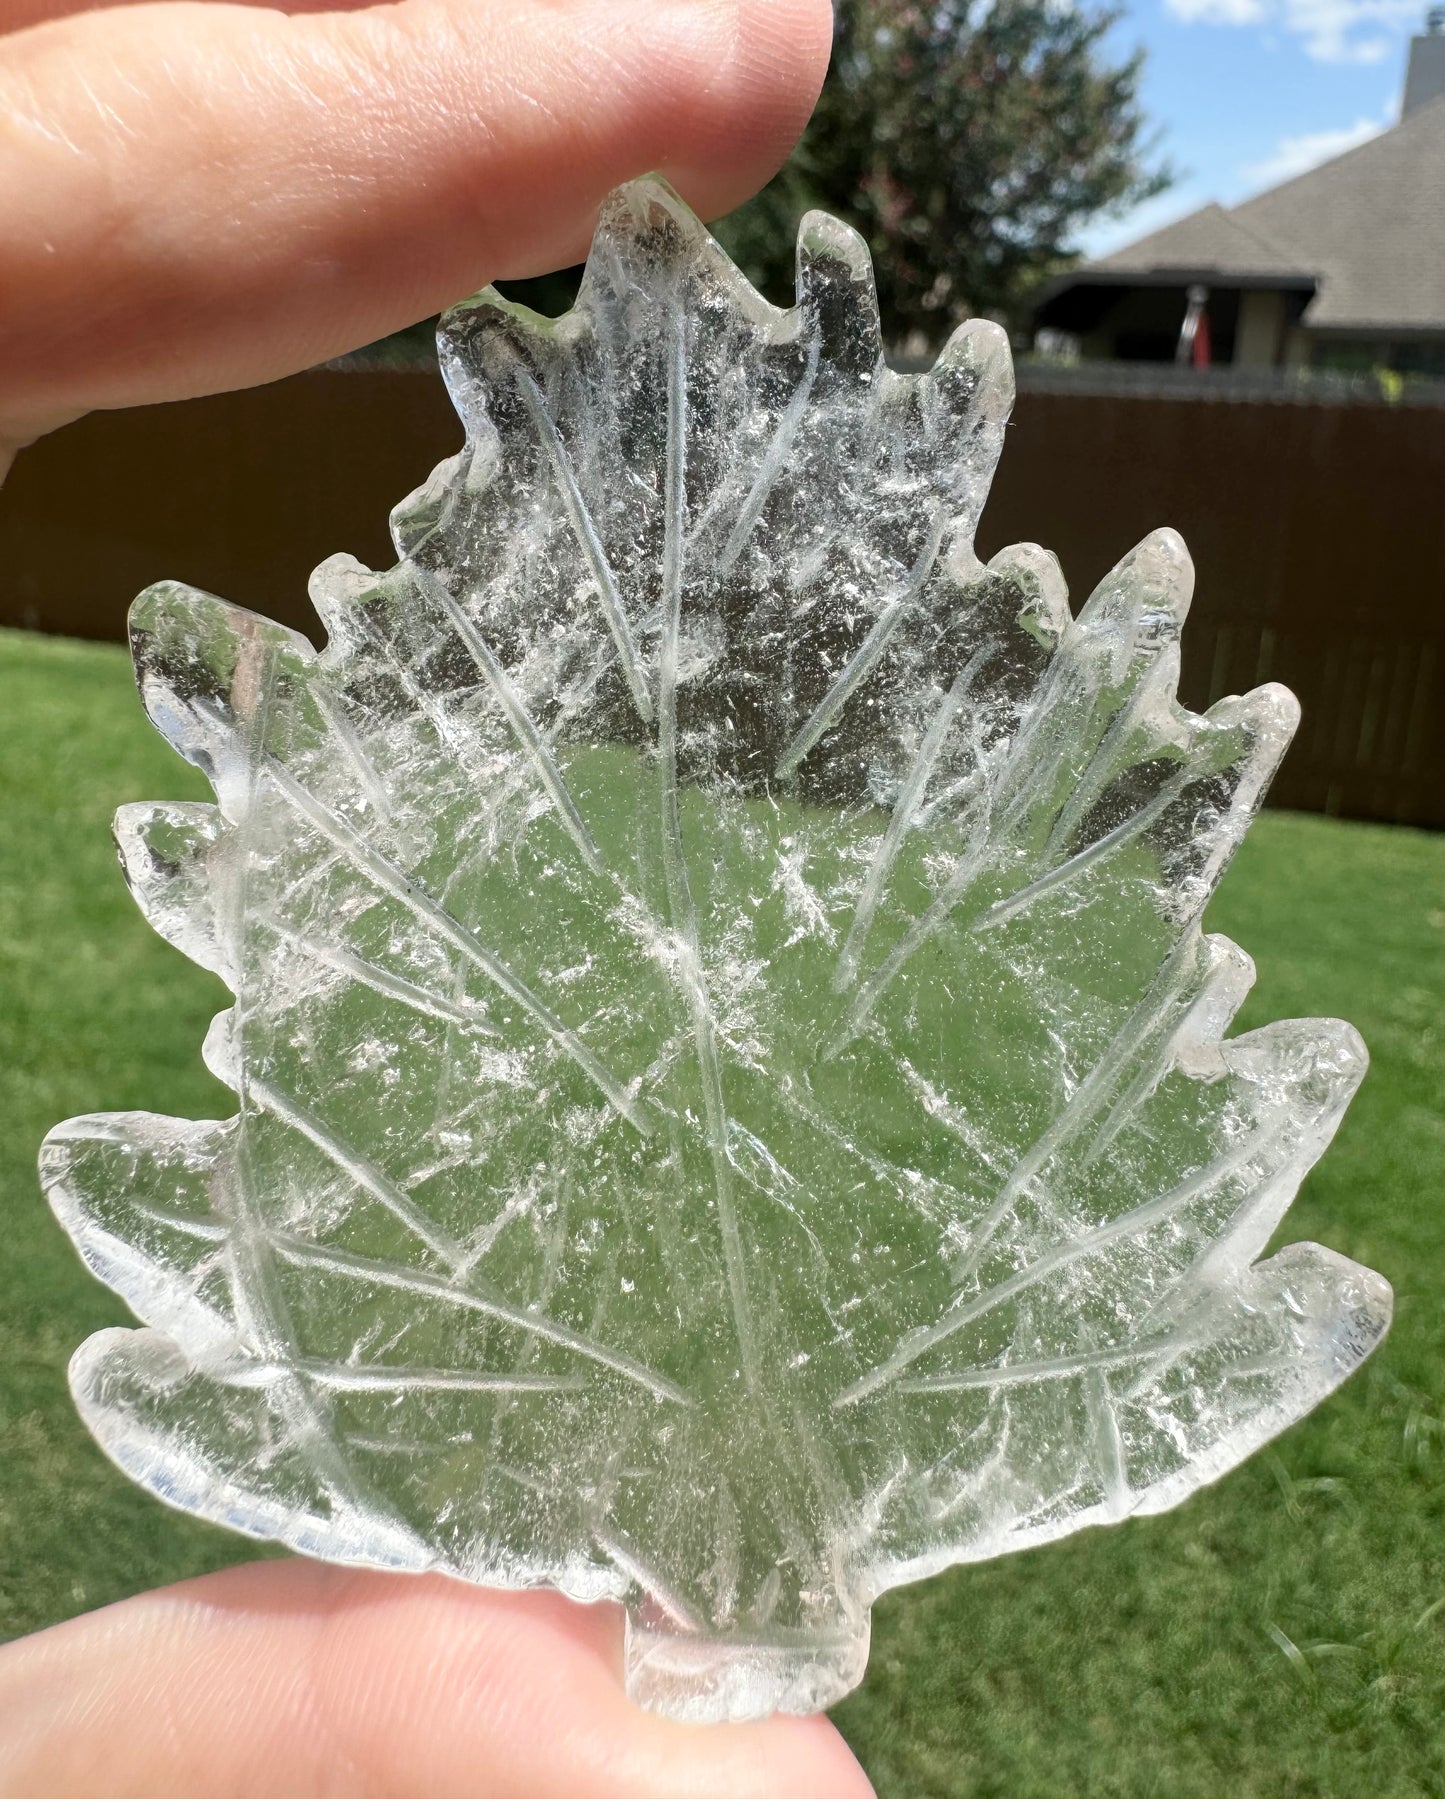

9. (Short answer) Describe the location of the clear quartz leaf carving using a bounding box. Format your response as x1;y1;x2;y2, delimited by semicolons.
43;180;1390;1723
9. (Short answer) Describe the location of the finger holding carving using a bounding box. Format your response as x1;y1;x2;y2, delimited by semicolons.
0;0;831;458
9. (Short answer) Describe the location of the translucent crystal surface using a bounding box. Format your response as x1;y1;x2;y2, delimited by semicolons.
43;181;1390;1723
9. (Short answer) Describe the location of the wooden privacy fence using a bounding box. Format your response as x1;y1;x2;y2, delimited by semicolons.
1;369;1441;827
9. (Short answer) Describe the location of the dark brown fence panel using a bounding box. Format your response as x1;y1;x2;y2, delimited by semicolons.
978;394;1445;827
0;372;462;647
2;371;1441;826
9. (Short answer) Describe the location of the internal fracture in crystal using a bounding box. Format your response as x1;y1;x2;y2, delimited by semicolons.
42;180;1390;1724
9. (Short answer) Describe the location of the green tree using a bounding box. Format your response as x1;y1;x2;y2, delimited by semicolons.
715;0;1171;342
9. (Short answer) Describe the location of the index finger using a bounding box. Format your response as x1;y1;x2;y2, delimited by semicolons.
0;0;831;453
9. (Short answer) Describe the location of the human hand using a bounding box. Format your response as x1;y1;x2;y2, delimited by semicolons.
0;1559;874;1795
0;0;831;472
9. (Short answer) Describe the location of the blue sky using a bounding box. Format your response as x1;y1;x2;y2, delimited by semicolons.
1077;0;1427;256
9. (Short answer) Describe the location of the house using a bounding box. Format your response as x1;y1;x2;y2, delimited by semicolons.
1033;16;1445;374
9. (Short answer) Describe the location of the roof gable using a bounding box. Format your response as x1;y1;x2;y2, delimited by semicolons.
1093;202;1310;280
1231;94;1445;330
1068;94;1445;334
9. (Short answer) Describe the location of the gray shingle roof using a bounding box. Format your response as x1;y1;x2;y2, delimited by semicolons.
1076;94;1445;333
1093;202;1313;281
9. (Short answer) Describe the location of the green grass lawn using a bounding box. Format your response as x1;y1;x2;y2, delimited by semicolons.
3;624;1443;1797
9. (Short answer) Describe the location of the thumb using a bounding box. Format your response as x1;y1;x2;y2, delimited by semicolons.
0;1559;874;1798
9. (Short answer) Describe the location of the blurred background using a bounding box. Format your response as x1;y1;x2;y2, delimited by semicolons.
2;5;1443;1795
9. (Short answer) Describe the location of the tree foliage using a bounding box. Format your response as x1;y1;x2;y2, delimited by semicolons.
714;0;1171;342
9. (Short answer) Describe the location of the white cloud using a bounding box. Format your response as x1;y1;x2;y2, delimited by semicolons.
1167;0;1267;20
1163;0;1419;64
1240;112;1389;185
1283;0;1414;61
